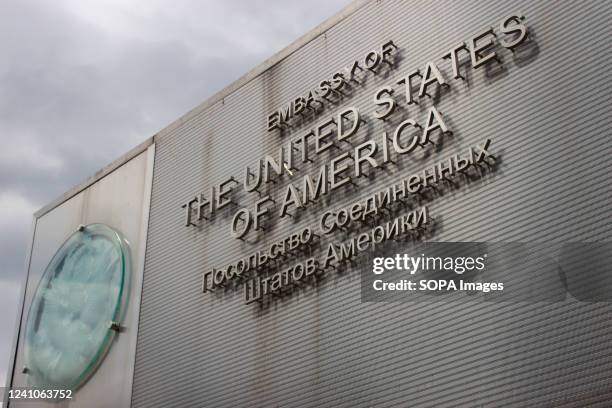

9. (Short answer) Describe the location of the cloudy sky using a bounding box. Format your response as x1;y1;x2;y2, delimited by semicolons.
0;0;352;388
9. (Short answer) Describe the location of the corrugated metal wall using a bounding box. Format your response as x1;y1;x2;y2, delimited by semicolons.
132;1;612;406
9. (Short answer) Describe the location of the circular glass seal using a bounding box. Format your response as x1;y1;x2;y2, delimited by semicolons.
24;223;131;390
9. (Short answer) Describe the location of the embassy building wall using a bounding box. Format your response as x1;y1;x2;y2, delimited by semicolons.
5;0;612;407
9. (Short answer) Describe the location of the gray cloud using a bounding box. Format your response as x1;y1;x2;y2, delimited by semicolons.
0;281;21;387
0;0;352;388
